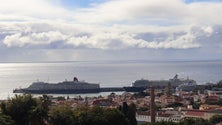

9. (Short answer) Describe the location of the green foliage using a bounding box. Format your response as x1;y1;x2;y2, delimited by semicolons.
191;101;201;109
119;102;137;125
137;106;149;112
75;106;108;125
103;108;128;125
0;114;15;125
127;103;137;125
141;118;213;125
0;94;50;125
0;95;136;125
57;96;66;101
1;94;37;125
166;102;183;108
141;116;222;125
75;106;129;125
178;118;211;125
122;102;129;116
29;94;51;125
209;115;222;124
48;105;129;125
49;106;74;125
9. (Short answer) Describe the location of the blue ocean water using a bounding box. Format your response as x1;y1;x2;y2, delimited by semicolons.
0;60;222;99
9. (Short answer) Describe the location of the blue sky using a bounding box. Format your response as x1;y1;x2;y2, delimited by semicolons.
0;0;222;62
60;0;222;7
60;0;107;8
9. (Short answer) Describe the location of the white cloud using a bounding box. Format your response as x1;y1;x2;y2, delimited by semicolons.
1;22;206;49
1;0;222;25
0;0;222;61
3;31;66;47
71;0;222;25
0;0;70;23
72;0;187;23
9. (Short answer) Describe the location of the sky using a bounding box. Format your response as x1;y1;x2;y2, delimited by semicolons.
0;0;222;62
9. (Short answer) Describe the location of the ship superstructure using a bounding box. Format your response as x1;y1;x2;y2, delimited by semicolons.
124;75;196;92
132;74;196;88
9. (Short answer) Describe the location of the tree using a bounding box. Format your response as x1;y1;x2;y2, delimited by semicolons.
29;95;51;125
49;106;74;125
104;108;128;125
0;94;51;125
141;118;211;125
166;102;183;108
0;114;15;125
73;106;129;125
127;103;137;125
179;118;210;125
191;101;202;109
88;106;108;125
0;94;38;125
57;96;66;101
122;102;128;116
209;115;222;124
119;102;137;125
1;94;133;125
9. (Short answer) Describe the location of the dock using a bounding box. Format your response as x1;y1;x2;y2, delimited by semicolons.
100;87;124;92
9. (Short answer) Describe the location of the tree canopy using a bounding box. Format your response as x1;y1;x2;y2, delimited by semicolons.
0;94;50;125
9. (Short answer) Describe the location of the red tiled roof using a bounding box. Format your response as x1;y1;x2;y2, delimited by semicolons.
92;99;111;105
186;111;205;117
206;95;219;99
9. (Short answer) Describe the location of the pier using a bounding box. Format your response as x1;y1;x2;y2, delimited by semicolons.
100;87;124;92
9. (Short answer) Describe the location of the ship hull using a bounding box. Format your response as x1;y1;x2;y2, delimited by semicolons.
13;87;125;94
13;88;100;94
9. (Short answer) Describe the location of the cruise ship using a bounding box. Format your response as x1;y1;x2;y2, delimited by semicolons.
124;75;196;92
13;77;100;94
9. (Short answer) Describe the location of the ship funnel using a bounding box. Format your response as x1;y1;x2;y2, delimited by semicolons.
174;74;178;79
73;77;78;82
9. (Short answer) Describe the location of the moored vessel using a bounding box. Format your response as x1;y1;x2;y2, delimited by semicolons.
13;77;100;94
124;74;196;92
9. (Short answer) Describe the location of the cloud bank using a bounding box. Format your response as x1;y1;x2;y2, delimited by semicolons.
0;0;222;61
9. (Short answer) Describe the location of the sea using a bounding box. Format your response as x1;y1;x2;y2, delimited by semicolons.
0;60;222;100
